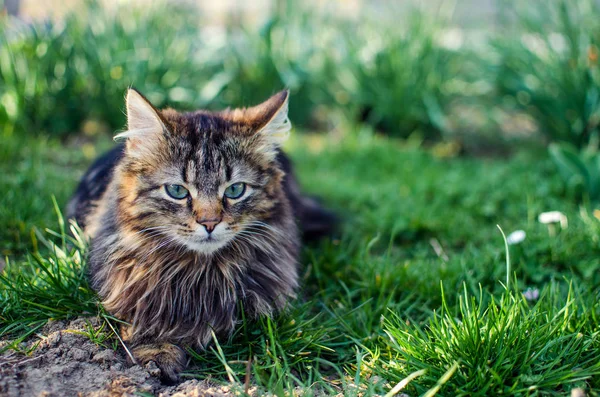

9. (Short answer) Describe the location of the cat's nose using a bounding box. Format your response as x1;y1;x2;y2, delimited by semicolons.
198;218;222;233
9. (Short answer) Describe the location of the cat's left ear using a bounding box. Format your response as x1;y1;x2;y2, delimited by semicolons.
244;90;291;151
114;88;167;158
255;90;291;143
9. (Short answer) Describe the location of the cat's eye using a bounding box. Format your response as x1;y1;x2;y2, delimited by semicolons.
224;182;246;199
165;184;189;199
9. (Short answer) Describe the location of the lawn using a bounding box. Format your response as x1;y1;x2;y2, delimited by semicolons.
2;129;600;395
2;0;600;394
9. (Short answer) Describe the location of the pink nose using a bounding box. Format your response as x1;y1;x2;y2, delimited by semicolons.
198;218;221;233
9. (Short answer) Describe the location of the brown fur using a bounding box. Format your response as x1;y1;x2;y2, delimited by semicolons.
69;89;304;382
130;343;187;383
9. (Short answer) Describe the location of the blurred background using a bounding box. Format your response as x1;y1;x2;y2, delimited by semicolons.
3;0;593;147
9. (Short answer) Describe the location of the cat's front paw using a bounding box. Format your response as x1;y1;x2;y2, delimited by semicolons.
131;343;187;384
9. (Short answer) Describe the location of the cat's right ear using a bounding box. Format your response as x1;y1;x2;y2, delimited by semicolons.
114;89;166;157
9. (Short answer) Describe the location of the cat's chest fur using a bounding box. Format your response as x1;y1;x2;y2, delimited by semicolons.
86;171;298;347
67;89;334;382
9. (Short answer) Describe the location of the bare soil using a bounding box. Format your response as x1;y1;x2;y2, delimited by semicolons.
0;318;247;397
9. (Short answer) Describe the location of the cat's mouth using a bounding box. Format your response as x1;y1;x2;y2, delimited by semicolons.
185;234;231;254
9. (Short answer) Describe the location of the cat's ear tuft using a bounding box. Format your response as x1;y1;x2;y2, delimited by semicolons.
114;89;166;156
233;90;291;159
255;90;291;145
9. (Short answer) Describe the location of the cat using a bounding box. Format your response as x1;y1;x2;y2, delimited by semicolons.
67;89;335;382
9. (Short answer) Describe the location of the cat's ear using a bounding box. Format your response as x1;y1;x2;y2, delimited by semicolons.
114;88;166;157
245;90;291;149
255;90;291;143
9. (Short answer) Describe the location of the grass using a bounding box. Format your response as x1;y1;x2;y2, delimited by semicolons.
2;0;600;393
0;204;98;349
494;0;600;148
0;0;474;141
3;0;600;148
0;134;112;255
374;283;600;396
2;130;600;395
0;0;222;137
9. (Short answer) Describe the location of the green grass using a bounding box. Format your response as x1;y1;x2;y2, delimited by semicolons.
0;134;112;255
374;283;600;396
0;0;222;137
2;130;600;395
494;0;600;148
2;0;600;393
0;205;99;349
0;0;472;141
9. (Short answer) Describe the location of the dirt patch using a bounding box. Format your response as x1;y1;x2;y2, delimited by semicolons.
0;318;247;397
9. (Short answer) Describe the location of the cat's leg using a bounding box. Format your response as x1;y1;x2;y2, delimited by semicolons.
131;342;187;383
120;324;187;383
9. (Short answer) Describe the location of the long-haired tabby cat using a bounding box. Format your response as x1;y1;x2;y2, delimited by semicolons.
68;89;335;382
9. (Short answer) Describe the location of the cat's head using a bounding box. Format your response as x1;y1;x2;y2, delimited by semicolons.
114;89;293;255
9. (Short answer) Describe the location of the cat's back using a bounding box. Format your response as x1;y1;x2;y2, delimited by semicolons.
67;144;125;230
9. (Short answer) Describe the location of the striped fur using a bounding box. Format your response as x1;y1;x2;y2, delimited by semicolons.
68;89;315;382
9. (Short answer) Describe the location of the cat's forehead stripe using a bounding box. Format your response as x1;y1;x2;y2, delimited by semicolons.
223;158;232;181
168;112;270;189
200;132;214;173
185;160;196;184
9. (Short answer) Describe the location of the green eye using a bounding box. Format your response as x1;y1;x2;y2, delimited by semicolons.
224;182;246;199
165;184;189;199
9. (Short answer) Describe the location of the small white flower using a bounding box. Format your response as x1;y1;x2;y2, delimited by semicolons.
523;288;540;302
538;211;568;229
506;230;526;245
